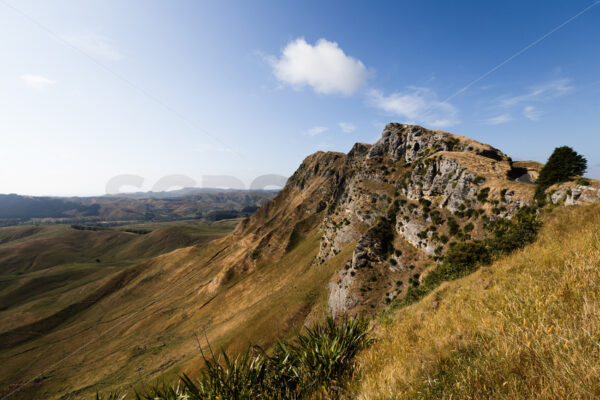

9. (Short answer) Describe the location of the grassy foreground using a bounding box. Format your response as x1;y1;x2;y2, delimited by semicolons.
351;203;600;399
98;317;370;399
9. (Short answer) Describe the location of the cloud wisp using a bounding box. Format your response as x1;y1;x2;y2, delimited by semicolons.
483;78;574;124
500;78;573;107
486;113;513;125
338;122;356;133
305;126;328;136
367;87;459;128
523;105;543;121
20;74;56;89
269;38;368;95
62;33;123;61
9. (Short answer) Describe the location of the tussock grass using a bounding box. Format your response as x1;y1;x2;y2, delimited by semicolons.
99;317;370;399
351;203;600;399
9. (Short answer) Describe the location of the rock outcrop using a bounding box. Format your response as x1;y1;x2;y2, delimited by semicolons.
312;123;538;315
550;182;600;206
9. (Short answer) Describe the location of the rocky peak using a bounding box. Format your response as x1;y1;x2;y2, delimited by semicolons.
287;151;346;191
225;123;542;318
367;123;510;164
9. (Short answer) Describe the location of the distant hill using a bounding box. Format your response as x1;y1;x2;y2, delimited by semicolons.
0;189;277;226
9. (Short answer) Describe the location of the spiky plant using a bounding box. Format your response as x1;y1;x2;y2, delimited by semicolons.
94;317;370;399
134;381;188;399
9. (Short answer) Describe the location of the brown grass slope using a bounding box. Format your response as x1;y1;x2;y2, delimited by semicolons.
352;202;600;399
0;152;350;399
0;223;231;275
0;124;550;399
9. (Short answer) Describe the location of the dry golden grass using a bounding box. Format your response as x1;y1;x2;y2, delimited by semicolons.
513;160;544;173
351;202;600;399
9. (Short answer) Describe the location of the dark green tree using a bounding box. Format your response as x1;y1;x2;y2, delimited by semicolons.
537;146;587;187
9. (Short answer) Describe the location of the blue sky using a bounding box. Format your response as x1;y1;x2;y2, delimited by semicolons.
1;0;599;195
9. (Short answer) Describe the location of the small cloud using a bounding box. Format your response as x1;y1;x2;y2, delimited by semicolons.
486;113;513;125
316;142;335;150
305;126;328;136
523;106;542;121
62;33;123;61
268;38;368;95
20;74;56;89
367;87;459;128
501;78;573;107
338;122;356;133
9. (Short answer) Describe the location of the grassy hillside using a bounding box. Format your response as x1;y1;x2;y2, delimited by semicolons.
0;216;348;399
351;202;600;399
0;220;238;353
0;220;236;275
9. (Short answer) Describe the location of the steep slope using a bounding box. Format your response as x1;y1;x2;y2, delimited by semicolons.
1;123;577;399
351;202;600;399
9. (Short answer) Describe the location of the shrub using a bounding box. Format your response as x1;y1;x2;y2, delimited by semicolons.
430;211;444;225
463;223;474;233
447;217;460;236
446;137;460;151
575;177;591;186
477;187;490;202
408;273;421;287
418;198;432;207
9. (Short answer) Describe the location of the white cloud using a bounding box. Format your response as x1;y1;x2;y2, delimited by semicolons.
62;33;123;61
486;113;513;125
367;87;459;128
305;126;328;136
20;74;56;89
523;105;542;121
269;38;368;95
338;122;356;133
501;78;573;107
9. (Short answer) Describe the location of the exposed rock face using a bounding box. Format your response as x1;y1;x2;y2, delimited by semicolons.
404;155;480;212
230;123;599;318
223;123;542;317
311;123;538;316
550;183;600;206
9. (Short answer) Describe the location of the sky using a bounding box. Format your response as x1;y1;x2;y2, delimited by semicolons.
1;0;599;196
